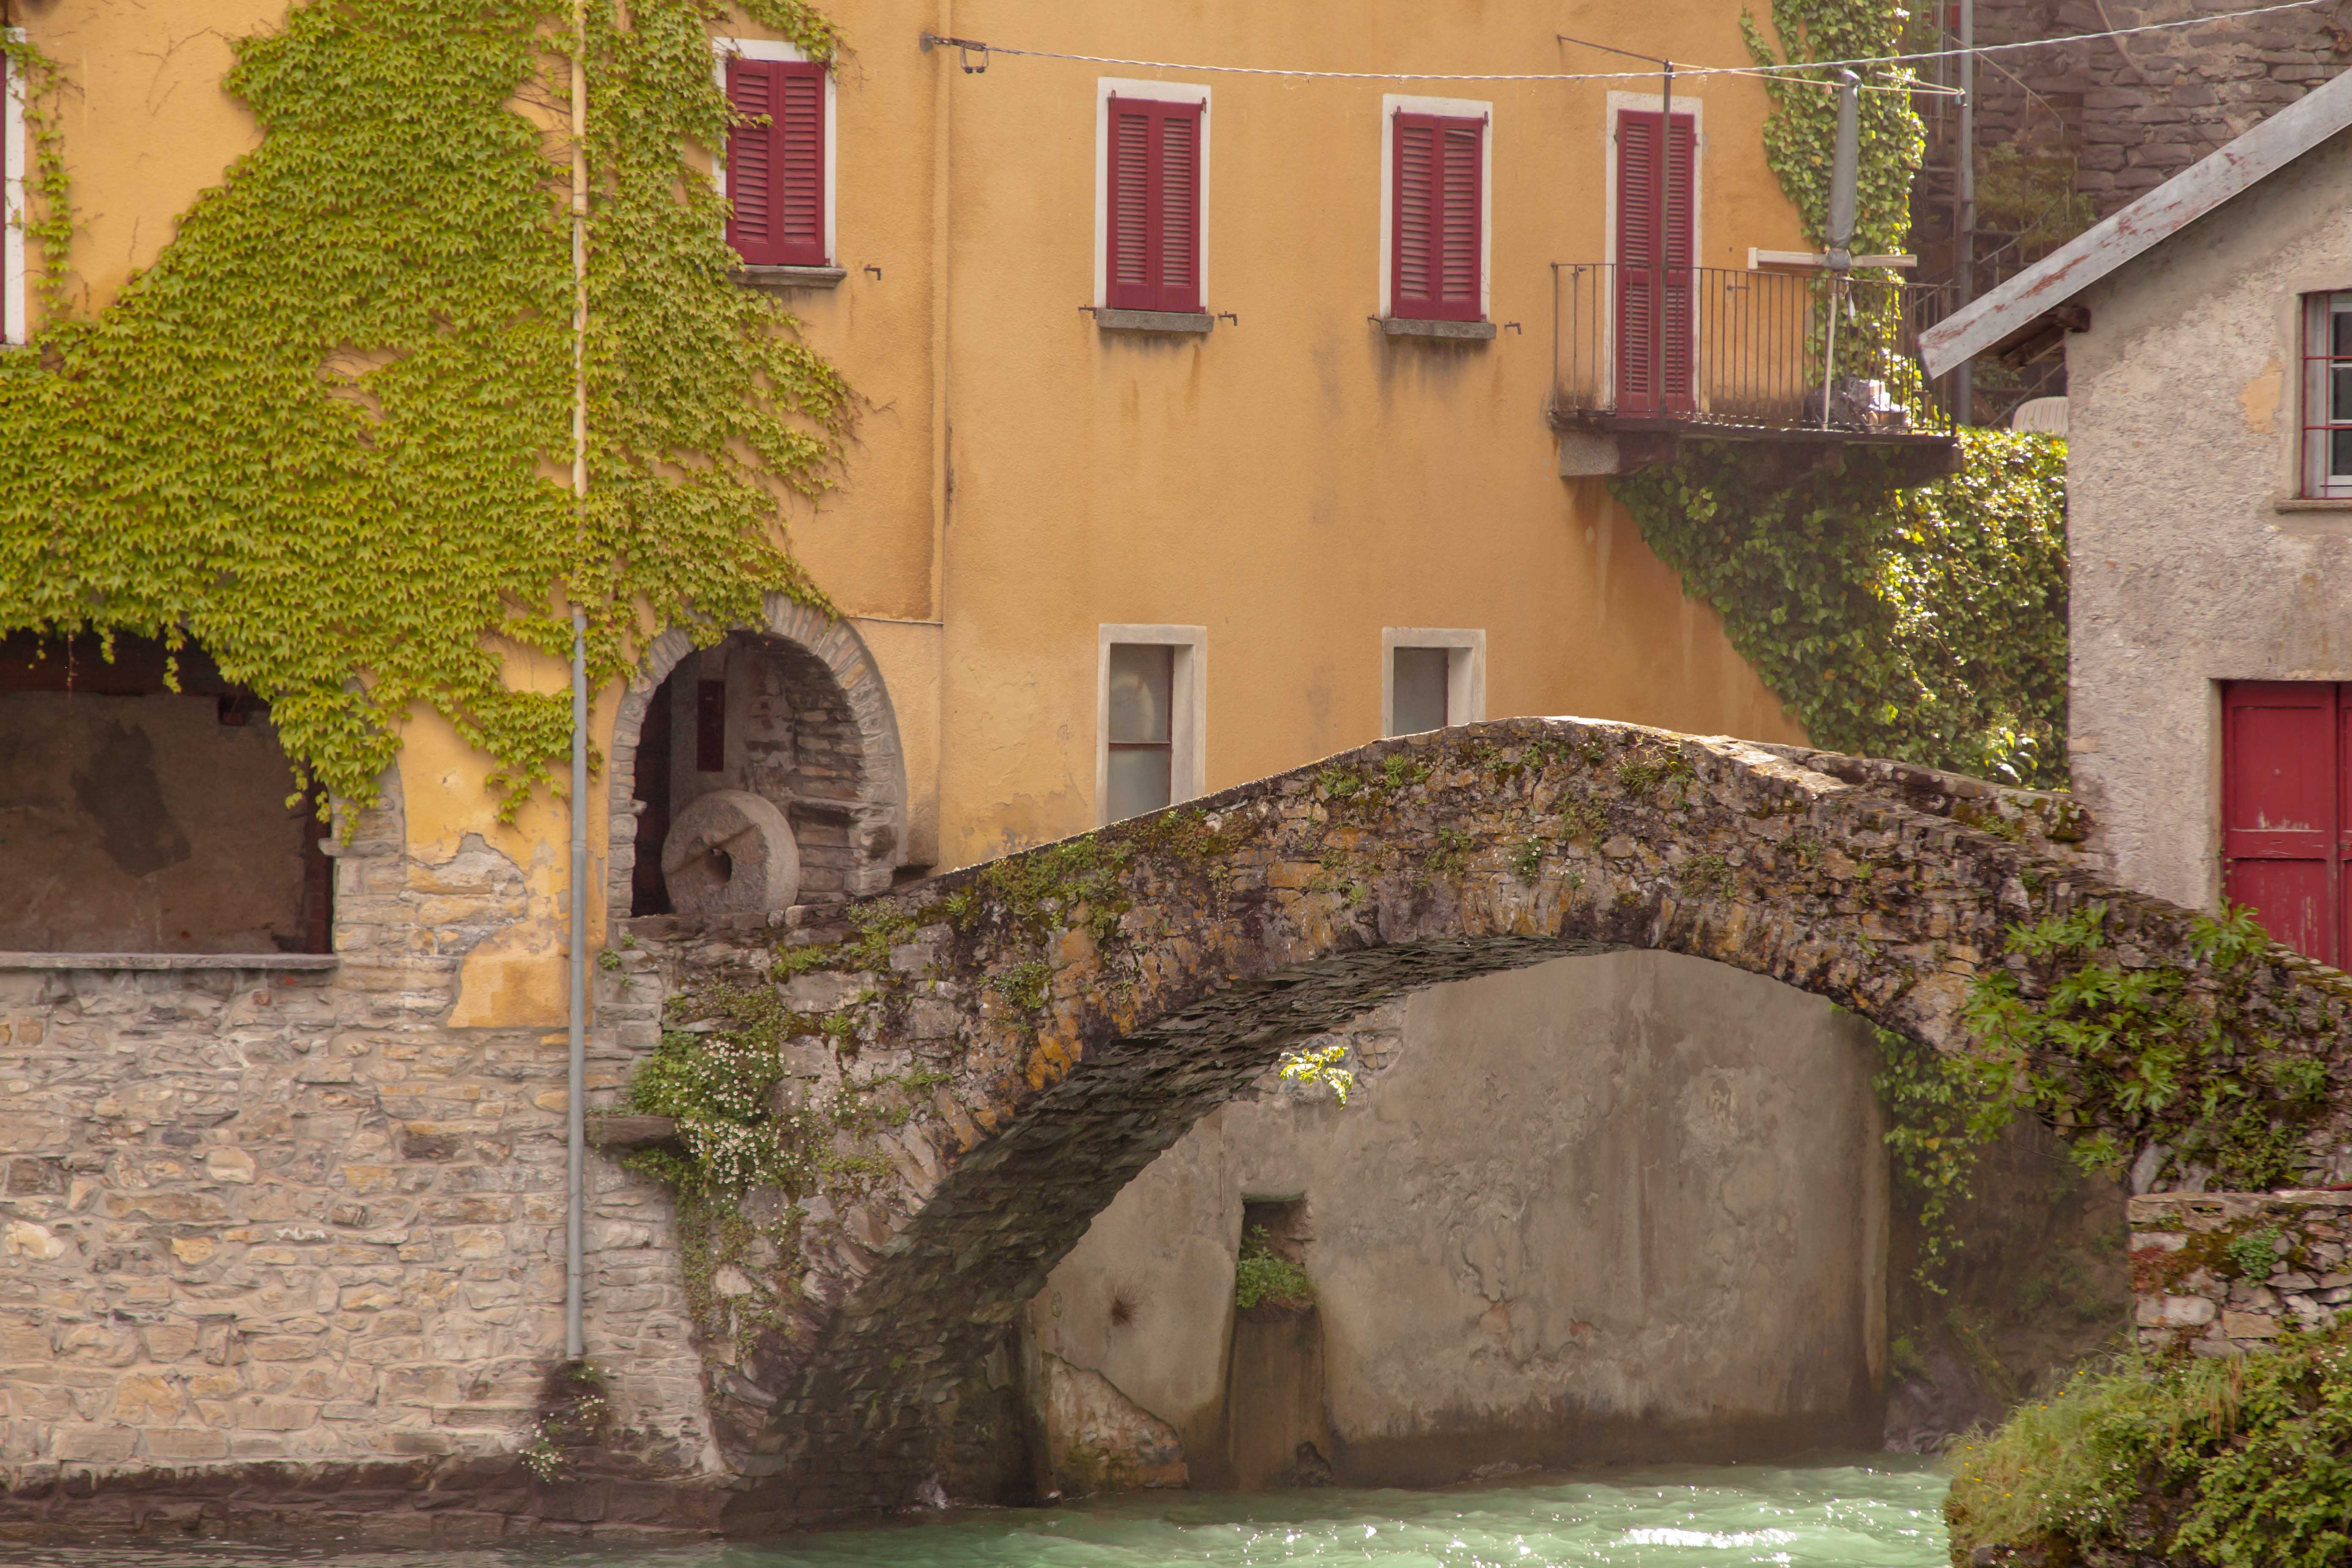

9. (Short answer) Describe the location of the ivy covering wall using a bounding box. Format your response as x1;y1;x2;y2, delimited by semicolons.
0;0;850;815
1620;432;2068;786
1614;0;2070;789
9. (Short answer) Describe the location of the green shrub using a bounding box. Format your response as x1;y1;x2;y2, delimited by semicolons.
1947;1327;2352;1568
1233;1225;1313;1310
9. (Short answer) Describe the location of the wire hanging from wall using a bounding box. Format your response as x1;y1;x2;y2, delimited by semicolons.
920;0;2328;96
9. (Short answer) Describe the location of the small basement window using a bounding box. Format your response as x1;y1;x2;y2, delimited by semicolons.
1382;628;1485;737
2302;292;2352;498
1098;626;1206;825
1105;642;1175;820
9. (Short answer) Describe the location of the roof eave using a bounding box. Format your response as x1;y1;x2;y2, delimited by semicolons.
1918;69;2352;380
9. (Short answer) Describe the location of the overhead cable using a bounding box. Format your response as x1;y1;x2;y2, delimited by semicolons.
921;0;2329;89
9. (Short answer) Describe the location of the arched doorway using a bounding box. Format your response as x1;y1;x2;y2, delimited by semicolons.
609;603;906;917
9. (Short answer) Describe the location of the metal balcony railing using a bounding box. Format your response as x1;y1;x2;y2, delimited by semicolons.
1549;263;1955;438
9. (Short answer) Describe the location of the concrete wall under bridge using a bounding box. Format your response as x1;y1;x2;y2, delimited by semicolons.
1028;950;1889;1494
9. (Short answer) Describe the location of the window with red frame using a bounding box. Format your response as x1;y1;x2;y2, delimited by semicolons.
1105;96;1203;315
724;56;826;268
2301;292;2352;497
1391;112;1483;321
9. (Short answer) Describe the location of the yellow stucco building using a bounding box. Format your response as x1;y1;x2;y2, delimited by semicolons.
3;0;1823;1007
0;0;1943;1520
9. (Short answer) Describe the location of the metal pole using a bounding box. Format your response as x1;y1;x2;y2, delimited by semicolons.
1955;0;1975;425
565;0;589;1367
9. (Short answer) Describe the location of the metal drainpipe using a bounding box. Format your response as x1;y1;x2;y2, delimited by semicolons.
1955;0;1975;426
565;0;589;1366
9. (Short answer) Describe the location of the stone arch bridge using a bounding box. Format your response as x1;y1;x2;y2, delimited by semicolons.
609;716;2352;1527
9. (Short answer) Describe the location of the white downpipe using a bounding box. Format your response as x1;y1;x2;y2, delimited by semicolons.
565;0;589;1365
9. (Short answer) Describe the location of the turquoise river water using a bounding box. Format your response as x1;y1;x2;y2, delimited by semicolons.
21;1458;1949;1568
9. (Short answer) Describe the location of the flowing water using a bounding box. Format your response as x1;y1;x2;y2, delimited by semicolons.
21;1457;1948;1568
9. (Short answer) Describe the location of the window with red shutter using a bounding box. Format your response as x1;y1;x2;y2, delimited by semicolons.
725;56;827;268
2221;680;2352;966
1390;112;1484;322
1104;96;1204;315
1614;109;1696;415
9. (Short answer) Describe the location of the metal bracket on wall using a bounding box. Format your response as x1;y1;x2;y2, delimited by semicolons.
918;31;990;73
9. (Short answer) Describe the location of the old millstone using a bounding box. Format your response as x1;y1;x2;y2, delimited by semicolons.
661;789;799;913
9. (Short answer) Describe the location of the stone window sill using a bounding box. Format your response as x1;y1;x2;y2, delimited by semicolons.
733;264;848;293
1094;308;1213;335
1380;316;1497;342
0;952;340;972
2275;496;2352;512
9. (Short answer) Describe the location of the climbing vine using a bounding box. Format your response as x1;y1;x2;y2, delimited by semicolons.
0;33;72;320
1617;431;2068;786
0;0;850;815
1742;0;1924;257
1879;900;2330;1291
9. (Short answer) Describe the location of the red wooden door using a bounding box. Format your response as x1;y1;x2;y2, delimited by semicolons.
1615;110;1695;416
2221;680;2344;964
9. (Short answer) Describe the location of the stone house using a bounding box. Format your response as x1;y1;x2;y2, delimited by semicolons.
2;0;1962;1536
1925;66;2352;966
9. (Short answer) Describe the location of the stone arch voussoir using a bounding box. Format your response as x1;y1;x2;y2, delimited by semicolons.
615;717;2352;1527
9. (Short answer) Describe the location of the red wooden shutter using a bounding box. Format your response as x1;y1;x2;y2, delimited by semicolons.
1158;109;1200;312
1614;110;1696;414
2222;680;2341;965
726;57;827;267
1105;97;1203;314
1391;112;1483;321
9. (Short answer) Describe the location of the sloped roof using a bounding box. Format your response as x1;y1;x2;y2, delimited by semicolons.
1919;67;2352;378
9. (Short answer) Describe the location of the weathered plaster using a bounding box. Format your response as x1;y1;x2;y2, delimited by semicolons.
1033;951;1886;1486
2064;129;2352;908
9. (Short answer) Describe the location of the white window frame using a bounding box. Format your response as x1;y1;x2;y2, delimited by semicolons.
1377;93;1492;324
710;36;838;268
4;28;27;346
1381;628;1486;737
1601;90;1708;409
1097;625;1207;824
1094;77;1212;312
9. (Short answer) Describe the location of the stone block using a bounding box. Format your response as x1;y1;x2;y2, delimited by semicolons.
2221;1308;2281;1339
55;1426;138;1463
231;1398;321;1431
142;1427;230;1461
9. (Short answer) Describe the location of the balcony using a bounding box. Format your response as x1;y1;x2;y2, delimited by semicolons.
1548;263;1960;482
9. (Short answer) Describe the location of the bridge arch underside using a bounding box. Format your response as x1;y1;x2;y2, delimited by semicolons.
677;718;2347;1526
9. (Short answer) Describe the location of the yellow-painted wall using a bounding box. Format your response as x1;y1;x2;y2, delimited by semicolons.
13;0;1810;1021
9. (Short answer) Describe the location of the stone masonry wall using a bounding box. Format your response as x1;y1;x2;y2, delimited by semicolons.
1941;0;2352;222
2130;1191;2352;1355
0;773;721;1544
